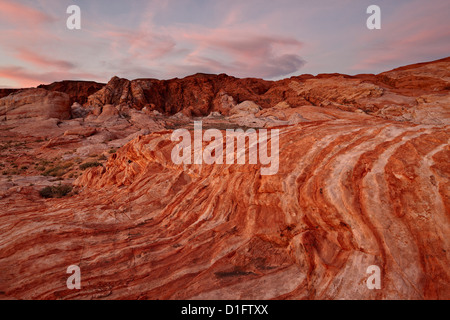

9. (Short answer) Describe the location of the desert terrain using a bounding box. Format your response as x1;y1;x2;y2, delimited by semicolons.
0;57;449;300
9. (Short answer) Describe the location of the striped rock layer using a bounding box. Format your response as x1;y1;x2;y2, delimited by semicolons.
1;116;448;299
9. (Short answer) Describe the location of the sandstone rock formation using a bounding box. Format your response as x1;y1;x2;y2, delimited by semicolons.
80;57;450;125
0;88;19;100
230;101;262;115
0;57;449;300
1;115;448;300
85;74;273;116
70;102;88;119
38;80;105;105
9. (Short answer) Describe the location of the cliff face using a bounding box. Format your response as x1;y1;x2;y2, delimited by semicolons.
0;57;449;300
83;57;450;121
38;80;106;105
85;74;276;116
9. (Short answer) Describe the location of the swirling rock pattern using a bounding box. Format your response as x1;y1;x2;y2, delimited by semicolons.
0;57;449;300
0;116;448;300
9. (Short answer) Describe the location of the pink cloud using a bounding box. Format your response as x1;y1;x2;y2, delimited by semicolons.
176;28;305;78
0;0;54;26
353;29;450;72
95;18;306;80
105;29;177;61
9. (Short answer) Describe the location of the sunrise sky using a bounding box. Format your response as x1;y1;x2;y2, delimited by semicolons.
0;0;449;88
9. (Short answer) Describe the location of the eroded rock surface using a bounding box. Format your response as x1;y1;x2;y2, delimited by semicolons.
1;116;448;300
0;89;71;121
0;57;449;300
38;80;105;105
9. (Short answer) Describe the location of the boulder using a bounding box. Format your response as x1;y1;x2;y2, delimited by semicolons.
71;102;89;119
230;101;262;115
0;88;71;120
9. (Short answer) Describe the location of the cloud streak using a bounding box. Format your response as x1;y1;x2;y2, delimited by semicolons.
179;30;305;78
0;66;102;88
16;48;76;70
0;0;449;87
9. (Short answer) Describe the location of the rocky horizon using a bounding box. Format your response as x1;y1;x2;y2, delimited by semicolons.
1;55;449;110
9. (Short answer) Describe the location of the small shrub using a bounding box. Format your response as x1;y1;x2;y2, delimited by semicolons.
43;166;66;177
42;162;73;177
109;149;117;154
39;185;73;199
80;161;102;170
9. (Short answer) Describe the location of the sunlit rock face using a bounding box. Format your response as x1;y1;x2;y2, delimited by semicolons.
0;88;71;121
0;57;449;300
38;81;106;105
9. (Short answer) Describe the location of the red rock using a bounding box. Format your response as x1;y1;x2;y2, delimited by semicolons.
80;57;449;124
43;135;82;148
1;116;447;300
229;101;262;115
38;80;105;105
64;127;97;137
0;88;71;121
376;56;450;95
0;88;19;100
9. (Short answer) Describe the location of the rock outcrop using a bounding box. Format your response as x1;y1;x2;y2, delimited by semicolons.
1;115;448;300
82;57;449;125
230;101;262;115
0;57;449;300
38;80;105;105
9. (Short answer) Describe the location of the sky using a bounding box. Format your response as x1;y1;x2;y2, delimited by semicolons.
0;0;449;88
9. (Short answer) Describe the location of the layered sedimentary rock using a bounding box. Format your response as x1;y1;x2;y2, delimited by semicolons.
377;57;450;94
0;57;449;300
0;88;71;121
1;114;448;299
86;74;273;116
